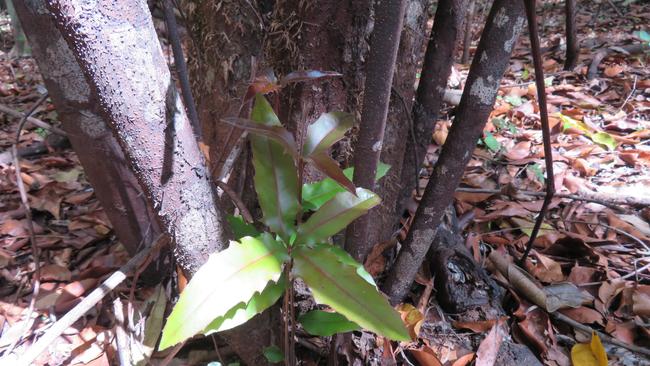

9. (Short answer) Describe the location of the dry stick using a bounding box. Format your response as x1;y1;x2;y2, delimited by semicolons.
0;103;66;137
214;180;253;223
455;187;626;212
113;297;130;366
344;0;407;262
392;87;420;196
618;75;637;112
519;0;555;266
163;0;201;140
6;93;50;354
564;219;650;252
17;235;166;366
605;0;624;17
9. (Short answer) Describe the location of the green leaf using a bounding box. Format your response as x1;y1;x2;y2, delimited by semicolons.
303;112;354;157
511;217;554;237
159;234;288;350
280;70;342;86
295;188;380;245
222;117;299;159
504;95;523;107
302;163;390;211
263;345;284;363
325;244;376;286
559;113;590;133
590;131;618;151
226;215;260;239
527;163;545;183
250;94;300;238
204;276;286;334
636;30;650;42
299;310;360;336
306;152;355;194
483;131;501;152
292;245;409;341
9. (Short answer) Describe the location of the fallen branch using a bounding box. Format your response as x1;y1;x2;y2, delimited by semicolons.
456;187;627;212
588;43;650;80
0;103;66;136
15;235;168;366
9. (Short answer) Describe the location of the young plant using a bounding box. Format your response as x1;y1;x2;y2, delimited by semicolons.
159;87;408;351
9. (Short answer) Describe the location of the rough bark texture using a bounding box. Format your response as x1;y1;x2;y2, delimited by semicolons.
564;0;579;70
398;0;465;213
46;0;230;276
182;0;263;176
383;0;527;304
14;1;163;269
361;0;430;263
344;0;408;262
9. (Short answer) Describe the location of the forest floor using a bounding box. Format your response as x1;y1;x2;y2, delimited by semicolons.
1;1;650;365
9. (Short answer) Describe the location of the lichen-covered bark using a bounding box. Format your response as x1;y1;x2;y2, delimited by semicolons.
14;1;163;272
362;0;429;261
383;0;526;304
46;0;230;275
397;0;465;213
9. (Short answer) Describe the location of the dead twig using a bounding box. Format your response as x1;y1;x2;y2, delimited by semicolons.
520;0;555;265
16;235;168;366
6;93;50;354
456;187;627;212
215;180;253;223
0;103;66;137
618;75;637;112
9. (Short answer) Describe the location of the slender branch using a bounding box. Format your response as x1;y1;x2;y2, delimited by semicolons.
519;0;555;265
0;102;67;137
6;93;50;355
163;0;201;140
456;187;626;212
17;235;167;366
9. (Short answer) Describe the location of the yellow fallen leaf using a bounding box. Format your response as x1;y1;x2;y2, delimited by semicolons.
571;332;607;366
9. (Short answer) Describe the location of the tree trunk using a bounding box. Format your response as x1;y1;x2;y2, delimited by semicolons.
361;0;430;266
398;0;466;217
344;0;408;262
383;0;527;304
14;0;164;278
564;0;579;70
47;0;231;276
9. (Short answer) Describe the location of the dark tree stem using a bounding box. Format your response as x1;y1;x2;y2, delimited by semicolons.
519;0;555;265
163;0;201;140
383;0;526;304
564;0;579;70
344;0;407;262
461;0;477;64
398;0;465;213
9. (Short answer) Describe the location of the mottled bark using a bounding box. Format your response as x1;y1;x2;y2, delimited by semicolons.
46;0;230;275
564;0;579;70
362;0;430;261
383;0;526;304
344;0;408;262
14;1;163;271
398;0;465;214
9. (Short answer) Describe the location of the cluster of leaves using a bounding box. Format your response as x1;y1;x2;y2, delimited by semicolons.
159;91;408;350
